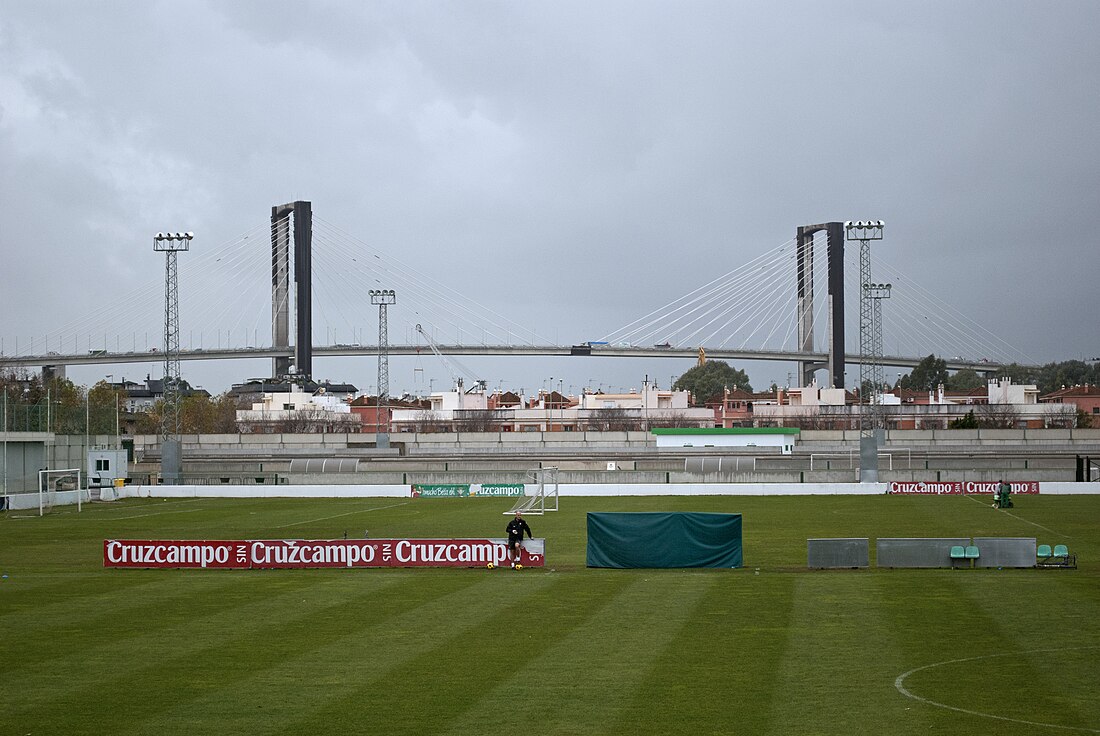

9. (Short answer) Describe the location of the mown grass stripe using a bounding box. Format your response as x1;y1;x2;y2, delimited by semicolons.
615;570;796;735
898;571;1100;732
237;572;567;734
424;571;712;735
2;572;409;733
1;494;1098;736
762;572;949;735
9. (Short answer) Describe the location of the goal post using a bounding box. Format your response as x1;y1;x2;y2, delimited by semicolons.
38;468;84;516
504;467;559;515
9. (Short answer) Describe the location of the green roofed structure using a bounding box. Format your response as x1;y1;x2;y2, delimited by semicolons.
651;427;799;454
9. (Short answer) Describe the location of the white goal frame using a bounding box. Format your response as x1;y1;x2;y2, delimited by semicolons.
38;468;84;516
504;467;559;515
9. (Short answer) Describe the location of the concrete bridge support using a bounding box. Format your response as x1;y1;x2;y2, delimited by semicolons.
796;221;846;389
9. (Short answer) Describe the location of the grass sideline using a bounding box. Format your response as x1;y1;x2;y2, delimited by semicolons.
1;494;1098;735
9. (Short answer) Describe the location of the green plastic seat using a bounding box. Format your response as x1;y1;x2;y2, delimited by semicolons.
950;545;966;559
964;545;980;559
1037;543;1077;569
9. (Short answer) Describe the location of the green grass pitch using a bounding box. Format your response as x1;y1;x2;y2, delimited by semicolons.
2;493;1098;735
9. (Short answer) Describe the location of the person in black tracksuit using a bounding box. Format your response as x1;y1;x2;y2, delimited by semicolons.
506;511;532;567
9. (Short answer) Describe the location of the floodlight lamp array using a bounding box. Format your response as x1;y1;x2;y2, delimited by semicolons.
369;289;397;304
863;282;892;299
844;220;884;241
153;231;194;251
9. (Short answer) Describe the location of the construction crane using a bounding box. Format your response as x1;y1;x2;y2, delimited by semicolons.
415;324;487;394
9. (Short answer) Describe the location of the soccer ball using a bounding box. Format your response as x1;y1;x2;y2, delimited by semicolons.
486;563;495;570
515;564;523;571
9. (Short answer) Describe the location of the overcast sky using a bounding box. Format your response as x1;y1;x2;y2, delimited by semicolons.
2;1;1098;396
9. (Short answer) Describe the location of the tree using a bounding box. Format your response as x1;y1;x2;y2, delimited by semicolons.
87;380;124;435
901;354;949;392
673;361;752;406
860;379;893;398
647;410;693;429
949;410;979;429
412;409;447;433
454;409;504;432
994;363;1038;387
132;402;163;435
946;368;985;392
1034;360;1099;394
583;407;638;431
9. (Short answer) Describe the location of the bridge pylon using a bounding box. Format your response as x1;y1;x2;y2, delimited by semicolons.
271;201;313;380
796;222;846;388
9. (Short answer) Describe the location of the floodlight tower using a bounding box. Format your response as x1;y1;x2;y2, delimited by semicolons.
865;280;892;418
846;220;885;482
153;230;193;483
369;289;396;449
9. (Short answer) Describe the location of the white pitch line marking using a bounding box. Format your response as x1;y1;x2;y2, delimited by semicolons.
101;508;205;521
895;646;1100;733
963;494;1066;537
273;501;410;528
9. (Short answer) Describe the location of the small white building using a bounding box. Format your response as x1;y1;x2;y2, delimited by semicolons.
87;447;128;488
784;380;847;407
424;386;489;413
236;384;358;433
388;382;713;432
987;377;1039;405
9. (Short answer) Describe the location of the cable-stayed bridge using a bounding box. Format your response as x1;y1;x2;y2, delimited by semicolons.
1;201;1036;387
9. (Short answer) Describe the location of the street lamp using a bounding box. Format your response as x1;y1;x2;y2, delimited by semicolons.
559;378;564;430
546;377;553;431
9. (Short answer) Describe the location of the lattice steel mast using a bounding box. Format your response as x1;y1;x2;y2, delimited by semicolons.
370;289;396;449
846;220;886;482
154;231;192;482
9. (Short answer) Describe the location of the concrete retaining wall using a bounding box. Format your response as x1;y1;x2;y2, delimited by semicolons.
122;427;1100;455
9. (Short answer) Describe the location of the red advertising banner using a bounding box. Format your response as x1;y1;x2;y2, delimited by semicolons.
104;538;545;569
887;481;1040;495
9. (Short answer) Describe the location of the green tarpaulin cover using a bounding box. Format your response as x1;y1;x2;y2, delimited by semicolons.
586;512;743;568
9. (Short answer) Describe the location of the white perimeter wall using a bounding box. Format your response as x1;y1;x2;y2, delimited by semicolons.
115;482;1100;500
6;482;1097;510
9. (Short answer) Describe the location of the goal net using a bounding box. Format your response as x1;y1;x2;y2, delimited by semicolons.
38;468;84;516
504;467;559;515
